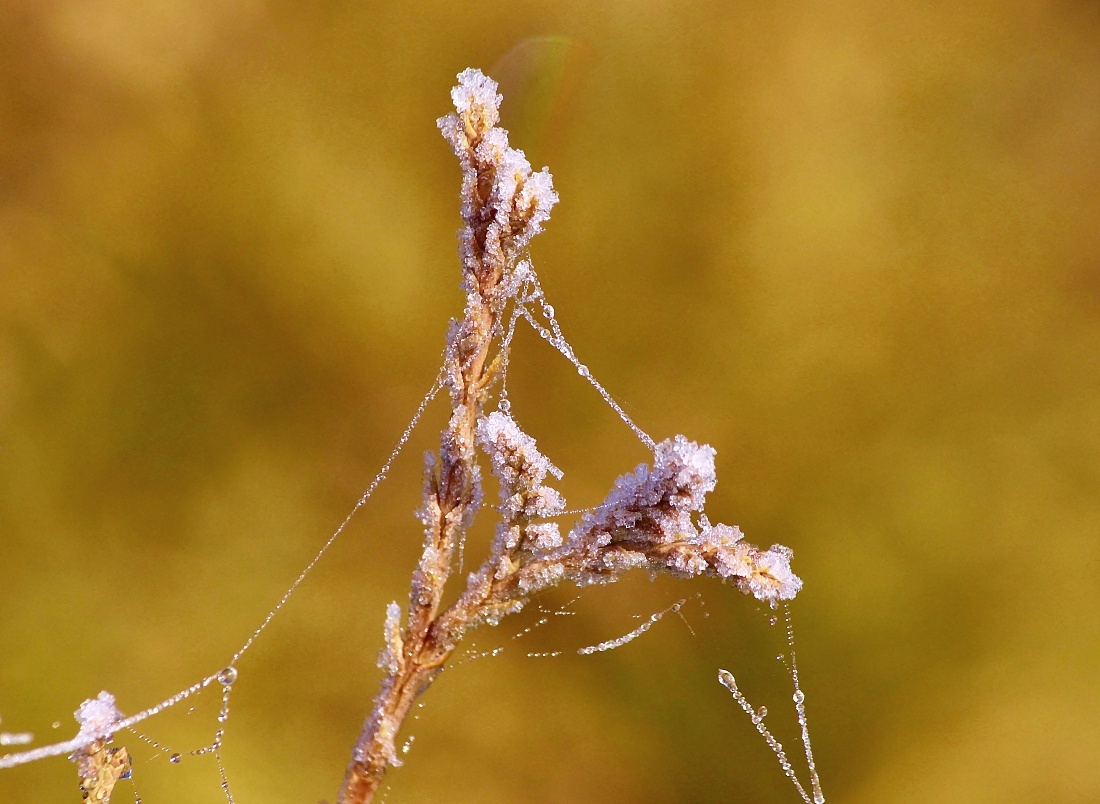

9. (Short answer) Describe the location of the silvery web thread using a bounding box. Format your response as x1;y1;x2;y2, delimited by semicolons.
497;280;708;661
478;278;694;663
718;605;824;804
510;278;824;800
503;270;659;526
494;273;650;522
0;367;446;803
515;272;656;451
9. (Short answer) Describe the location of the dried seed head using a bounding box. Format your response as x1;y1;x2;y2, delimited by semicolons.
438;69;558;303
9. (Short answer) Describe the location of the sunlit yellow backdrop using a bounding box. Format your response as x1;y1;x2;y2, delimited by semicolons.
2;2;1098;802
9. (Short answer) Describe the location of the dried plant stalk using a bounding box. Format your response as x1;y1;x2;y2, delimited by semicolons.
69;693;131;804
337;69;802;804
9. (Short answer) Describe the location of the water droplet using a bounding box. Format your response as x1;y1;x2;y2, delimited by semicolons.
218;713;228;723
169;753;181;764
768;617;777;626
577;366;590;378
543;304;555;318
539;329;550;339
793;690;805;705
499;399;511;414
216;666;238;686
756;706;768;718
51;721;61;730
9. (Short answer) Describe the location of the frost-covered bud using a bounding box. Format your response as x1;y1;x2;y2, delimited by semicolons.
438;69;558;301
523;522;562;551
75;692;122;742
571;435;716;546
651;436;717;512
477;412;561;486
735;545;803;604
525;486;566;519
476;412;566;541
449;68;501;132
377;602;404;675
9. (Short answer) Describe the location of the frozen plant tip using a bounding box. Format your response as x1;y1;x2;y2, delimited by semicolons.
338;68;806;804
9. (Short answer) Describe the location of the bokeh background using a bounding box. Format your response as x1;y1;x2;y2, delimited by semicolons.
2;1;1099;802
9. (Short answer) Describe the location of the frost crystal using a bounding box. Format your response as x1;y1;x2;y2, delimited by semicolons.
74;692;122;742
571;435;716;544
437;68;558;303
735;545;803;603
476;411;566;552
378;602;404;674
448;68;501;127
552;436;802;603
476;411;562;489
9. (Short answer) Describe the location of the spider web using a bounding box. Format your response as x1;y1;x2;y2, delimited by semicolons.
0;282;656;801
1;278;822;802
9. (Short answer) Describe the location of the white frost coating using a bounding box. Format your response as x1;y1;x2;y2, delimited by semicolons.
476;411;566;555
438;68;559;298
378;602;404;674
524;522;562;551
570;435;716;543
526;486;566;518
477;411;562;487
610;435;714;516
735;545;803;604
75;691;122;742
449;68;501;124
517;561;565;594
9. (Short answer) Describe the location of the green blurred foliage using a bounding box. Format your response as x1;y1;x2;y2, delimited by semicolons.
2;1;1099;802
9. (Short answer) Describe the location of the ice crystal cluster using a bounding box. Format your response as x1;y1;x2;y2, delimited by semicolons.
477;410;565;551
437;68;558;308
74;693;122;743
552;436;802;600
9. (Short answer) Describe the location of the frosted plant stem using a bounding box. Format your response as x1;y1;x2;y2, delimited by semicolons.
339;69;565;804
337;67;809;804
516;304;655;450
231;370;444;665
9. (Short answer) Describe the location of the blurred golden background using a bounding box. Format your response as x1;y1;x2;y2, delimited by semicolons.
2;1;1098;802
